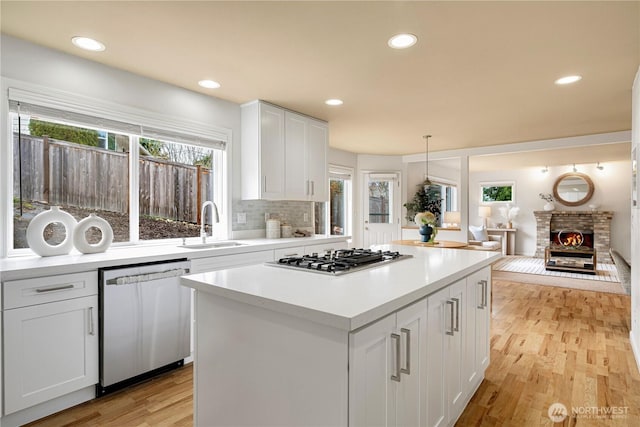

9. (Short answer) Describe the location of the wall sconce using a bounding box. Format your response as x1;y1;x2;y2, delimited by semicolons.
443;211;461;228
596;162;604;170
478;206;491;228
541;166;548;173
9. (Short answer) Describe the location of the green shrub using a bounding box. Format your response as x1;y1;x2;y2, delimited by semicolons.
29;120;99;147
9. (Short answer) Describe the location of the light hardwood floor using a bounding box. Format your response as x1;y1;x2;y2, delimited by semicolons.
26;279;639;427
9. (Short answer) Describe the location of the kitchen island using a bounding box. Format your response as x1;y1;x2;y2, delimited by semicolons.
181;244;501;427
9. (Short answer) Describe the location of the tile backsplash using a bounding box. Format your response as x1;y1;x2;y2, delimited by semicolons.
232;200;315;231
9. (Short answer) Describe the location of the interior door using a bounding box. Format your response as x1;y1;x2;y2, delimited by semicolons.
363;173;401;248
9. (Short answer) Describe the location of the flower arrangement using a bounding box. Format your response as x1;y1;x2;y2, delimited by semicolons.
539;193;555;202
414;211;438;243
414;211;437;226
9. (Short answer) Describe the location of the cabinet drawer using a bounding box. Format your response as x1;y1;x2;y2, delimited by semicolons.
3;271;98;310
274;247;305;259
190;250;274;274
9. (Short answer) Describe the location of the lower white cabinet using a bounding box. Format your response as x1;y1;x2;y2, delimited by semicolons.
349;299;428;427
426;267;491;427
463;268;491;393
3;274;98;414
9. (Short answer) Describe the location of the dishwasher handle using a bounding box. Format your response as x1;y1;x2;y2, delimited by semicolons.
106;268;189;286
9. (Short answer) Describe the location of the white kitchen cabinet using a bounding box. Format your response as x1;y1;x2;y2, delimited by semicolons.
2;272;98;415
273;240;349;260
349;299;427;427
425;278;467;427
241;101;328;201
305;118;328;202
283;111;328;201
241;101;286;200
463;267;491;392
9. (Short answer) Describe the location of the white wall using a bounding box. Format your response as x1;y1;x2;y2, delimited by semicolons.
630;67;640;373
469;162;631;258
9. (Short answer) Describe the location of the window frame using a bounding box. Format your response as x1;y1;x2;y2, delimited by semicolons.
479;181;516;204
327;164;353;238
1;81;232;257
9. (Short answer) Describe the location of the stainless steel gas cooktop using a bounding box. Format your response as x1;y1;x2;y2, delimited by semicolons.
266;248;412;275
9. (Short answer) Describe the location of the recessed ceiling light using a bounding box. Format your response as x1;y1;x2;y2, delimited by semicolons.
388;33;417;49
71;36;105;52
554;75;582;85
198;80;221;89
325;99;343;106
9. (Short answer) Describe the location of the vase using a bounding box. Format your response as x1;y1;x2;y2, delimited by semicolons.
73;213;114;254
418;224;433;243
543;202;555;211
26;206;77;256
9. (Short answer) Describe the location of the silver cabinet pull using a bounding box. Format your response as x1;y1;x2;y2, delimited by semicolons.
282;253;300;257
477;281;485;309
446;300;455;336
400;328;410;375
452;297;460;332
263;176;267;192
391;333;401;382
35;284;74;293
311;180;315;196
481;280;488;308
306;180;310;195
88;307;95;336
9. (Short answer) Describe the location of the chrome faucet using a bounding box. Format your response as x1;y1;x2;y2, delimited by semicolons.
201;201;220;243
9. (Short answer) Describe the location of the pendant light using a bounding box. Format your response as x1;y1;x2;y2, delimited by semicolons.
422;134;432;189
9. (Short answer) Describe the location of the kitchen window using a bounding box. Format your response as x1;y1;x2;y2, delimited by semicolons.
6;87;229;254
314;165;353;237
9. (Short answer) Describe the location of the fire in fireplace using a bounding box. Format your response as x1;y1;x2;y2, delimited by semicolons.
550;230;594;248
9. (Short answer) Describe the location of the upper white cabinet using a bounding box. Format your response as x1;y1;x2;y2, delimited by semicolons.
241;101;328;201
241;101;286;200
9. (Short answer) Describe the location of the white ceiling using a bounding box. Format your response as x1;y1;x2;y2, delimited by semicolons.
1;1;638;157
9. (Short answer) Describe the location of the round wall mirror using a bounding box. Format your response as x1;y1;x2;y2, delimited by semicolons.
552;172;594;206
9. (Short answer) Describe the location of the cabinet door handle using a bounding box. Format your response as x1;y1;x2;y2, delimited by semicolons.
306;180;310;195
282;253;300;257
88;307;95;336
481;280;488;308
446;300;455;336
35;284;74;293
477;281;485;309
263;176;267;193
391;333;401;382
400;328;410;375
311;180;315;196
452;297;460;332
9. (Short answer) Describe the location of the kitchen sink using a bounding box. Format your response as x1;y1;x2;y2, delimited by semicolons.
178;241;247;249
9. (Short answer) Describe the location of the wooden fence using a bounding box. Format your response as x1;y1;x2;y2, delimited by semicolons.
13;134;212;224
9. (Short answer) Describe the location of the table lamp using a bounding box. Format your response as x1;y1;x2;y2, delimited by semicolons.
443;211;461;228
478;206;491;228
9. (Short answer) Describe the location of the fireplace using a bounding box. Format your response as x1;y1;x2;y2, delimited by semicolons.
550;230;594;248
534;210;613;263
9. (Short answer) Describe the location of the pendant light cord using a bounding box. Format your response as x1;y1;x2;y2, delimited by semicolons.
423;134;432;186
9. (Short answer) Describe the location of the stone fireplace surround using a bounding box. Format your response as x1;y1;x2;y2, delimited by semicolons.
534;210;614;263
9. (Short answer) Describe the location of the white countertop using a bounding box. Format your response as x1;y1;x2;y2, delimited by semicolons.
0;235;349;281
182;244;501;331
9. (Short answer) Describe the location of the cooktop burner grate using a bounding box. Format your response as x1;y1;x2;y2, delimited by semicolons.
266;248;412;275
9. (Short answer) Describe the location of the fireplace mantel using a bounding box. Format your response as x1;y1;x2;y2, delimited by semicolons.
533;210;613;262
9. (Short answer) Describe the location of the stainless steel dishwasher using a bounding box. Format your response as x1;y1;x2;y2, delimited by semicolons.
97;259;191;396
